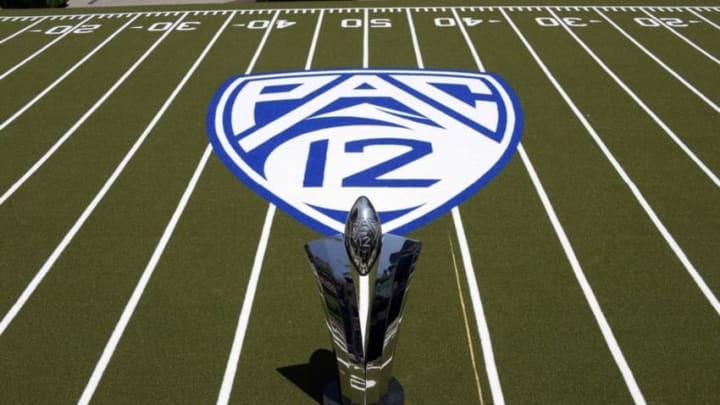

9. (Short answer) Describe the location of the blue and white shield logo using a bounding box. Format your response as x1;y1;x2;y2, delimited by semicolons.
207;69;523;236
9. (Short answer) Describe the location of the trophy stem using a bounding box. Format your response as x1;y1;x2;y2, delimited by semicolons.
358;274;370;350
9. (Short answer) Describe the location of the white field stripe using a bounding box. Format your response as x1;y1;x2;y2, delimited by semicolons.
500;9;648;404
451;208;505;405
596;11;718;113
216;204;276;405
452;8;484;71
76;13;237;405
0;15;141;132
305;10;324;70
0;14;186;207
407;9;505;405
216;10;283;405
518;147;649;403
0;16;47;45
405;9;423;68
641;9;720;65
506;9;720;318
687;9;720;30
547;9;720;188
0;16;94;81
363;8;369;68
0;15;189;336
77;146;214;405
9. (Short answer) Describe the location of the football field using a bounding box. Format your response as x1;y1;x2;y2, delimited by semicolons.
1;2;719;404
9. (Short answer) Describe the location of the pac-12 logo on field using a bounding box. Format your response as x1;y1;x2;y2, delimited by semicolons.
207;69;523;236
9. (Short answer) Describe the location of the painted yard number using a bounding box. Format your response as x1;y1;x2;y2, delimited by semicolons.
44;24;101;35
41;20;300;35
536;17;593;27
337;18;484;28
434;17;484;27
536;16;693;27
341;18;391;28
34;13;699;37
633;17;690;27
147;21;199;31
42;21;201;35
235;19;296;29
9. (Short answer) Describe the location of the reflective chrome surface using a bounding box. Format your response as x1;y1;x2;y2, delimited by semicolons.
305;197;421;405
344;196;382;276
364;234;420;404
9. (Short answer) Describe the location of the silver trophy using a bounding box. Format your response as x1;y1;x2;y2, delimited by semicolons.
305;196;422;405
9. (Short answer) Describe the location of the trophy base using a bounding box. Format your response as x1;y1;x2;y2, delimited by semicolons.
322;378;404;405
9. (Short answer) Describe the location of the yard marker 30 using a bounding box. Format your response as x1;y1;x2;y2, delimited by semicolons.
530;8;720;318
503;9;653;404
77;12;238;405
547;8;719;188
507;6;720;398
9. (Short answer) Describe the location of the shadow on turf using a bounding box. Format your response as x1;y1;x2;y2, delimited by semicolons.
277;348;339;403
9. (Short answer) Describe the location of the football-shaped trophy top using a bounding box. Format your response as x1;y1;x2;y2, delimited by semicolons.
344;196;382;276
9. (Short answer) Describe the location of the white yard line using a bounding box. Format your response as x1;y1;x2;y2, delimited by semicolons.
0;14;185;206
216;10;284;405
501;9;648;404
686;9;720;30
76;12;237;405
77;145;209;402
405;9;423;68
216;204;276;405
451;208;506;405
0;15;189;336
0;16;47;45
0;15;94;81
0;15;141;132
596;10;718;113
641;9;720;65
363;8;369;68
452;8;484;71
518;146;650;404
305;10;324;70
510;6;720;318
547;8;719;188
408;8;505;405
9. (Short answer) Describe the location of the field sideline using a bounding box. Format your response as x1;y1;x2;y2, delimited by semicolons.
0;3;718;404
